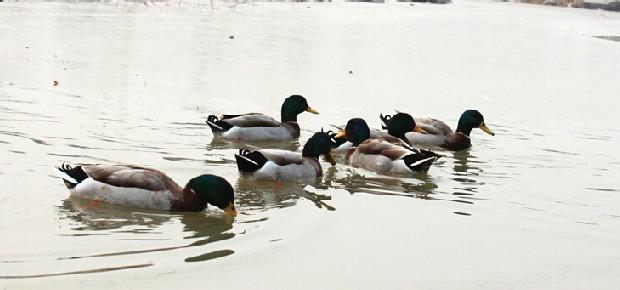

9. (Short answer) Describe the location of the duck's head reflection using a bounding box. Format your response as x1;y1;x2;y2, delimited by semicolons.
452;150;483;175
451;149;486;202
59;197;236;262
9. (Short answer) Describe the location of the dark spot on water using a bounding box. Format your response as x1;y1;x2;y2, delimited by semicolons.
452;199;474;204
575;221;598;226
68;144;93;149
269;238;283;242
229;35;234;39
0;263;153;279
348;70;353;74
523;206;543;212
163;156;198;162
31;138;49;145
185;249;234;263
453;192;474;196
453;211;471;216
540;148;579;156
239;217;269;224
593;36;620;42
586;187;619;192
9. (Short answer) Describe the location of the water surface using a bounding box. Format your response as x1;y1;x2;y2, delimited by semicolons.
1;1;620;289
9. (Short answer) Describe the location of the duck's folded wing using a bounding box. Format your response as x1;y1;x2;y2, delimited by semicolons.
415;117;453;135
357;139;408;160
369;129;392;139
81;164;180;192
258;149;303;165
223;114;281;128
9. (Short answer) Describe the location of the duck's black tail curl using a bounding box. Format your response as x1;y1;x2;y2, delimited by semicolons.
403;150;438;172
234;149;268;173
379;113;392;130
57;163;88;189
206;115;233;133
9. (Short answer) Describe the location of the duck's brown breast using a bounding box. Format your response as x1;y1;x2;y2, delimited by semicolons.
441;133;471;151
171;188;206;212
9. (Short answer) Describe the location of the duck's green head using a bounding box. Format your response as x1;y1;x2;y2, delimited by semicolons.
281;95;319;122
187;174;237;218
384;112;416;140
302;130;336;165
456;110;495;137
335;118;370;146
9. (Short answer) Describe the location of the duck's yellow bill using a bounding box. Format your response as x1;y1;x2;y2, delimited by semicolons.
479;123;495;136
334;130;346;139
223;202;238;218
306;107;319;114
324;152;336;166
414;126;429;134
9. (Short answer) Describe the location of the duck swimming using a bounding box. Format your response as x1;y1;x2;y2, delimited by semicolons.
206;95;319;141
234;130;336;180
380;110;494;151
335;118;439;174
57;163;237;217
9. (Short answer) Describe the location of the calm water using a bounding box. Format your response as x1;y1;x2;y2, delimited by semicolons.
1;1;620;289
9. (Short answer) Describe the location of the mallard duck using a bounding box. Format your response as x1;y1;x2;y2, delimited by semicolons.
57;164;237;217
206;95;319;141
334;118;439;174
380;110;495;151
234;130;336;180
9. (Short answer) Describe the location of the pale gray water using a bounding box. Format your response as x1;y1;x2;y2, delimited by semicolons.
1;1;620;289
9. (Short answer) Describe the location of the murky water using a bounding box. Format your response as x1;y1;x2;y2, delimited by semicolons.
1;1;620;289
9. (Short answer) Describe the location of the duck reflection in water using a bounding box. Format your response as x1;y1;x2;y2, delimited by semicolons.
59;197;236;263
451;150;486;204
235;177;335;212
322;166;439;200
452;150;484;184
207;137;301;152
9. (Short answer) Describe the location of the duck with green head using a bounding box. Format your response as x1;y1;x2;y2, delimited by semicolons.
334;118;439;174
234;130;336;180
206;95;319;141
380;110;494;151
57;163;237;217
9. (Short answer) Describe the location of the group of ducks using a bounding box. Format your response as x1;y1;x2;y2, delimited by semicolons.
57;95;494;218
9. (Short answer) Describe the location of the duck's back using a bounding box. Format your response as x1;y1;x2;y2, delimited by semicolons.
402;117;454;146
220;113;281;128
414;117;453;136
247;149;320;180
347;139;409;173
71;164;181;210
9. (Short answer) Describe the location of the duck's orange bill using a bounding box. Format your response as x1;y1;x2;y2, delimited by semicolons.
334;130;346;139
224;202;238;218
306;107;319;114
479;123;495;136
